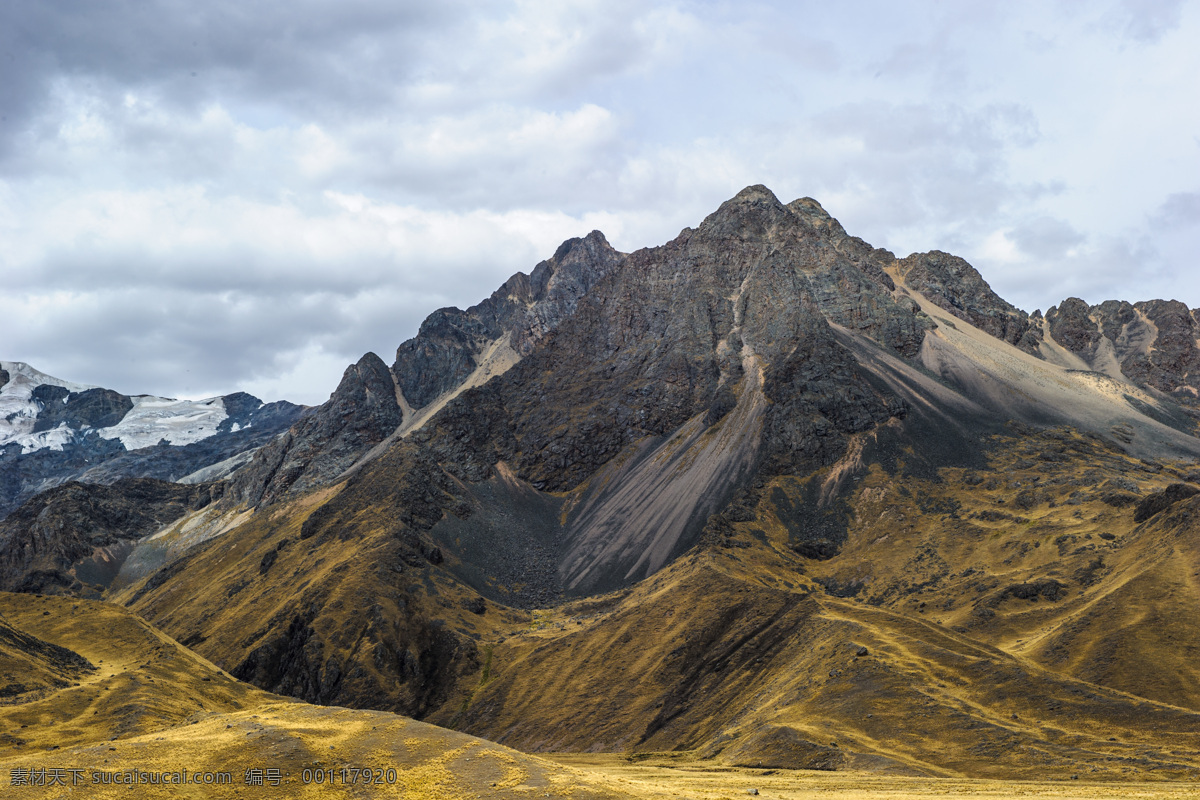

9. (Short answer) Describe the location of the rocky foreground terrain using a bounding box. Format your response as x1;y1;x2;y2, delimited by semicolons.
5;186;1200;785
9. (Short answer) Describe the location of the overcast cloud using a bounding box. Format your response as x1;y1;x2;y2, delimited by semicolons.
3;0;1198;404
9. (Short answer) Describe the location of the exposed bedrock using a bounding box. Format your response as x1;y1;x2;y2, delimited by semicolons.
226;352;403;507
227;231;624;508
0;478;223;596
1046;297;1200;410
895;250;1042;353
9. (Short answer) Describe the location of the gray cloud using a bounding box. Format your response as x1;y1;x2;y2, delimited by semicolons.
1153;191;1200;229
1008;216;1086;260
3;0;1198;403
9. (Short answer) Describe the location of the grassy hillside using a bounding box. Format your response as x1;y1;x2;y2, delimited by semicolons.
0;593;632;799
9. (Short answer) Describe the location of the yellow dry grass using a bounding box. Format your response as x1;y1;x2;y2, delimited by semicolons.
550;754;1200;800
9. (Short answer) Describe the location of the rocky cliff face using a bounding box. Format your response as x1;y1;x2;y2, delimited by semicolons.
226;352;405;507
1045;297;1200;414
895;250;1042;353
226;231;625;508
219;185;1197;602
399;186;937;593
0;478;222;596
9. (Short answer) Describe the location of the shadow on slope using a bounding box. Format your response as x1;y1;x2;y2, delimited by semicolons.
450;552;1200;781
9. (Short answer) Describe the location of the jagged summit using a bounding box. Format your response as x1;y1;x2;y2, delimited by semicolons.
1043;296;1200;414
226;226;624;508
201;185;1200;608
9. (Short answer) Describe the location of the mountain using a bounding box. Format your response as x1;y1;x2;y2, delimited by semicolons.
0;361;306;518
223;229;622;509
0;478;225;596
7;185;1200;782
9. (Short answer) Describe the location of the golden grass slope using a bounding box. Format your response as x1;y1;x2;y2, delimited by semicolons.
111;470;522;716
794;426;1200;712
0;593;636;799
13;591;1196;798
101;409;1200;784
447;547;1200;781
0;592;275;753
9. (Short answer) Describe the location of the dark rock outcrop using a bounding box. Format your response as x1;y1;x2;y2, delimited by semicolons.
226;353;404;506
896;250;1042;353
1134;483;1200;523
393;230;625;408
1046;298;1200;413
227;232;625;508
30;386;133;433
0;478;222;596
1045;297;1104;356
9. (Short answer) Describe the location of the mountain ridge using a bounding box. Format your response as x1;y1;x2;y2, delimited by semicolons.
6;184;1200;782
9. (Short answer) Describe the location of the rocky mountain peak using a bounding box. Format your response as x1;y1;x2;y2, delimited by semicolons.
1044;297;1102;355
225;351;403;507
786;196;849;238
514;229;623;356
896;249;1041;353
227;230;625;508
695;184;793;242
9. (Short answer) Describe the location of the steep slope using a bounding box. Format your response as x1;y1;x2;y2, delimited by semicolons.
225;230;624;508
895;280;1200;461
0;361;305;518
0;612;95;703
894;250;1042;353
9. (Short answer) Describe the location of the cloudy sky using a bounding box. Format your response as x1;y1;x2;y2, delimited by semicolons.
4;0;1198;405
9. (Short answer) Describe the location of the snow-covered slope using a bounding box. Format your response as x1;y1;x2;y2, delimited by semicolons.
0;361;100;453
96;395;229;450
0;361;237;453
0;361;307;519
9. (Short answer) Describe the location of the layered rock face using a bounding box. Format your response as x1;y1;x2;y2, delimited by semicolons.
395;187;981;594
225;186;1099;598
1044;297;1200;414
425;186;925;487
225;353;404;507
226;231;625;507
895;250;1043;353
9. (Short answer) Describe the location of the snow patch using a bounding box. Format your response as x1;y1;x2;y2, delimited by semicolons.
97;395;229;450
1;360;235;454
0;361;102;452
4;423;77;453
0;361;100;395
